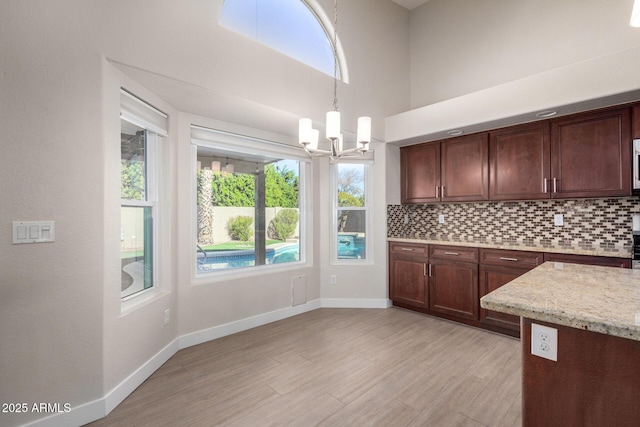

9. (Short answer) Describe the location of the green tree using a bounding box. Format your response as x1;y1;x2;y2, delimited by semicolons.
338;192;363;207
121;160;145;200
265;164;298;208
211;172;254;206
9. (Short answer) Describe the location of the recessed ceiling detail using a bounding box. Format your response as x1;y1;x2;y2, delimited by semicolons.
391;0;430;11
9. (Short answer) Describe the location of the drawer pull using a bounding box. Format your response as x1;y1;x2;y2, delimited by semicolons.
499;257;519;262
444;251;460;256
401;247;414;251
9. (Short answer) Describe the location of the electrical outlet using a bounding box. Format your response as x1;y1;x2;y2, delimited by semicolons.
164;309;170;325
438;214;445;224
531;323;558;361
554;214;564;226
330;275;337;285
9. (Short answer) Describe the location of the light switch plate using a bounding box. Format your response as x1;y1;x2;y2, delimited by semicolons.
12;221;55;244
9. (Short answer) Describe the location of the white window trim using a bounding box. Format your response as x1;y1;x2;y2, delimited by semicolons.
119;95;165;306
330;161;374;265
190;126;312;281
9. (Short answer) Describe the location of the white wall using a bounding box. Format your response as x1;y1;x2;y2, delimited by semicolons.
409;0;640;108
0;1;410;425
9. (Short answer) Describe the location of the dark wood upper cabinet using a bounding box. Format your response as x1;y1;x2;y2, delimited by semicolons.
400;143;440;204
400;104;633;204
490;122;551;201
400;133;489;204
633;105;640;139
441;133;489;202
551;107;631;198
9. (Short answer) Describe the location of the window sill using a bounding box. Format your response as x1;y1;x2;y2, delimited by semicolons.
121;288;170;316
192;260;311;285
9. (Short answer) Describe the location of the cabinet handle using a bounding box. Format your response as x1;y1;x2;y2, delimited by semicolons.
543;178;548;193
401;247;414;251
553;178;558;193
435;186;439;198
499;257;519;262
428;263;432;277
444;251;460;256
441;186;445;197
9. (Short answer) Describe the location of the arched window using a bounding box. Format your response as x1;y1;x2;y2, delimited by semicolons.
219;0;346;81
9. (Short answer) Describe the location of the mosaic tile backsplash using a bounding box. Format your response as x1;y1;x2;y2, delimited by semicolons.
387;198;640;254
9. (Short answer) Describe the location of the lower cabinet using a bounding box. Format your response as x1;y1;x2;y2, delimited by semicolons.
429;259;478;321
479;249;543;336
479;264;529;334
389;242;630;338
389;243;428;309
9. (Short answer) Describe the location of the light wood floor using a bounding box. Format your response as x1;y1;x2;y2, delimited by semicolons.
87;308;522;427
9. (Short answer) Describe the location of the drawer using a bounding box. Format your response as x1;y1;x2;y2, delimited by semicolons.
389;242;428;257
429;245;478;262
480;249;542;268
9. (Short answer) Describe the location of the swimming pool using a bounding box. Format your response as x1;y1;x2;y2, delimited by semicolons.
197;244;300;271
197;237;366;272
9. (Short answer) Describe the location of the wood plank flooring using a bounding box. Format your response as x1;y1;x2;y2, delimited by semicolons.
86;308;521;426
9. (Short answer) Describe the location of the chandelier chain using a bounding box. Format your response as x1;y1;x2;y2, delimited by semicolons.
332;0;338;112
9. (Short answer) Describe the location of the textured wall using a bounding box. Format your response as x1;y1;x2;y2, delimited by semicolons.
388;198;640;255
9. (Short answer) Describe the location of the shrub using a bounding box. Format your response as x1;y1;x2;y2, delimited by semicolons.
269;209;299;241
227;216;253;241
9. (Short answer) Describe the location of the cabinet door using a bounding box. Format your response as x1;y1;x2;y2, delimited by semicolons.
479;264;527;333
429;259;478;320
551;107;631;198
490;122;551;200
441;133;489;202
633;105;640;139
401;143;440;203
389;254;428;308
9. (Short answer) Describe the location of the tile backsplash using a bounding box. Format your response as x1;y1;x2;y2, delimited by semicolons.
387;198;640;254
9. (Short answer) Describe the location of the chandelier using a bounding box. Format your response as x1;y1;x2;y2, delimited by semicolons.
298;0;371;158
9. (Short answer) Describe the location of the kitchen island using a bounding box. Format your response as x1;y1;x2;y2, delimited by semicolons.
481;262;640;426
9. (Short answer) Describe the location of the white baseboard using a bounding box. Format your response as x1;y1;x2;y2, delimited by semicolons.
321;298;392;309
178;298;322;349
20;298;389;427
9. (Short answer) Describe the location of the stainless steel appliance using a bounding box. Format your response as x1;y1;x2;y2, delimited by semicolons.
633;214;640;269
633;139;640;192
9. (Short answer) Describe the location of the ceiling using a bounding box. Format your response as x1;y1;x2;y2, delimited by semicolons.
391;0;430;10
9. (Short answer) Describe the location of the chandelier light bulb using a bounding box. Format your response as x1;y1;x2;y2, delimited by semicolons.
326;111;341;140
632;0;640;27
357;116;371;145
309;128;319;150
298;118;312;145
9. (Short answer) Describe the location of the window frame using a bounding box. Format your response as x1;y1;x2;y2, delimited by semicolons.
330;160;373;265
190;125;312;281
218;0;350;83
119;88;167;305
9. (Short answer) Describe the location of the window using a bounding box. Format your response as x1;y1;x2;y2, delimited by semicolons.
192;126;309;274
331;162;372;263
120;89;167;300
219;0;342;79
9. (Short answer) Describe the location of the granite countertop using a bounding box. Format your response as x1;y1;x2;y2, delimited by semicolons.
387;237;632;259
481;262;640;341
